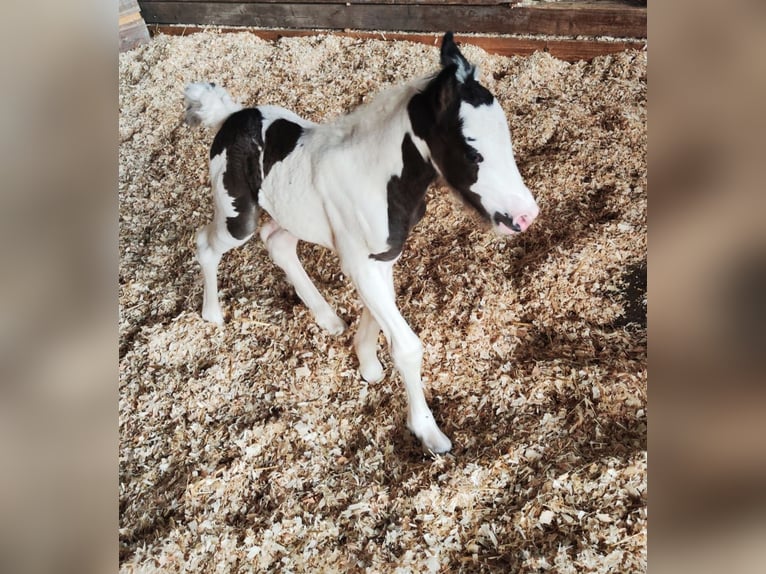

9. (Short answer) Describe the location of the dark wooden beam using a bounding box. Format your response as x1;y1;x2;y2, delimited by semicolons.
148;25;646;62
164;0;518;4
138;2;646;38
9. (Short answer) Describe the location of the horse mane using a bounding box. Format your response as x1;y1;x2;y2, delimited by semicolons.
320;75;434;142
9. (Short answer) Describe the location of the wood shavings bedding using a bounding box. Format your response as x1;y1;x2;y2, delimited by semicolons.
119;31;646;573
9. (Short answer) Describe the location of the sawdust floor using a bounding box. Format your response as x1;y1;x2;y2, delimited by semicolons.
119;32;646;573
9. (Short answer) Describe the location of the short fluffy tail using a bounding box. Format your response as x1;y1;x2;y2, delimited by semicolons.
183;82;243;131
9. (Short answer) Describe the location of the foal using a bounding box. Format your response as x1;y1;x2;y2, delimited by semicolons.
185;33;539;453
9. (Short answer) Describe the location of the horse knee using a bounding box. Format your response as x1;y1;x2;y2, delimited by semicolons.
392;336;423;371
199;222;244;256
265;229;298;267
195;225;219;265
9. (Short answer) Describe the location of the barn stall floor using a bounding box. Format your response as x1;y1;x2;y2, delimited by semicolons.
119;32;646;573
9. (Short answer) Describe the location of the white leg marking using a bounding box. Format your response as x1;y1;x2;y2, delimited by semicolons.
196;151;255;325
354;307;384;383
348;260;452;453
196;222;250;325
262;223;346;335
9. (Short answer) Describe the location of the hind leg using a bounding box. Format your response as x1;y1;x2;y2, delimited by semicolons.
196;220;251;325
354;307;384;382
260;221;346;335
197;148;259;325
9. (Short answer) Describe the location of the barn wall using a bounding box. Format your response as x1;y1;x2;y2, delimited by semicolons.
120;0;151;51
136;0;646;38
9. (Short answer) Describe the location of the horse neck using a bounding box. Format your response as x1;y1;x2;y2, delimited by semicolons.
328;77;434;170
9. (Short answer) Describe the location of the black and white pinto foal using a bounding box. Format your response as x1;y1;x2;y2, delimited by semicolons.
185;33;539;453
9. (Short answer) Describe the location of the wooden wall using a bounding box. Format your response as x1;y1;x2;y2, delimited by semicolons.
120;0;151;51
137;1;647;39
133;1;646;61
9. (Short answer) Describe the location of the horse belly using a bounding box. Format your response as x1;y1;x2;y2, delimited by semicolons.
259;158;335;250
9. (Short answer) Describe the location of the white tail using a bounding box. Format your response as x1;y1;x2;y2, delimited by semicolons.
183;82;243;131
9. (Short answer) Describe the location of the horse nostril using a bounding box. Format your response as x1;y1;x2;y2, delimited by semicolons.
515;213;536;232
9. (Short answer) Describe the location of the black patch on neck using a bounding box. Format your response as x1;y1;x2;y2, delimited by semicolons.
210;108;265;240
407;70;491;221
370;134;436;261
263;119;303;178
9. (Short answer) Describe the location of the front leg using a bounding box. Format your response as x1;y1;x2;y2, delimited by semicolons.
348;259;452;453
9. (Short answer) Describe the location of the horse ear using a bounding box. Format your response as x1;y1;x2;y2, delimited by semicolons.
440;31;474;83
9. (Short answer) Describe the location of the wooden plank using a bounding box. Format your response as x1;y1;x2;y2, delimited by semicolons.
120;0;151;51
138;2;646;38
148;25;646;62
141;0;516;4
140;0;638;4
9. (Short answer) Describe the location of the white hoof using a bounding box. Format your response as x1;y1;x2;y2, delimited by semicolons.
316;310;346;335
201;306;224;326
408;415;452;454
359;359;384;383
